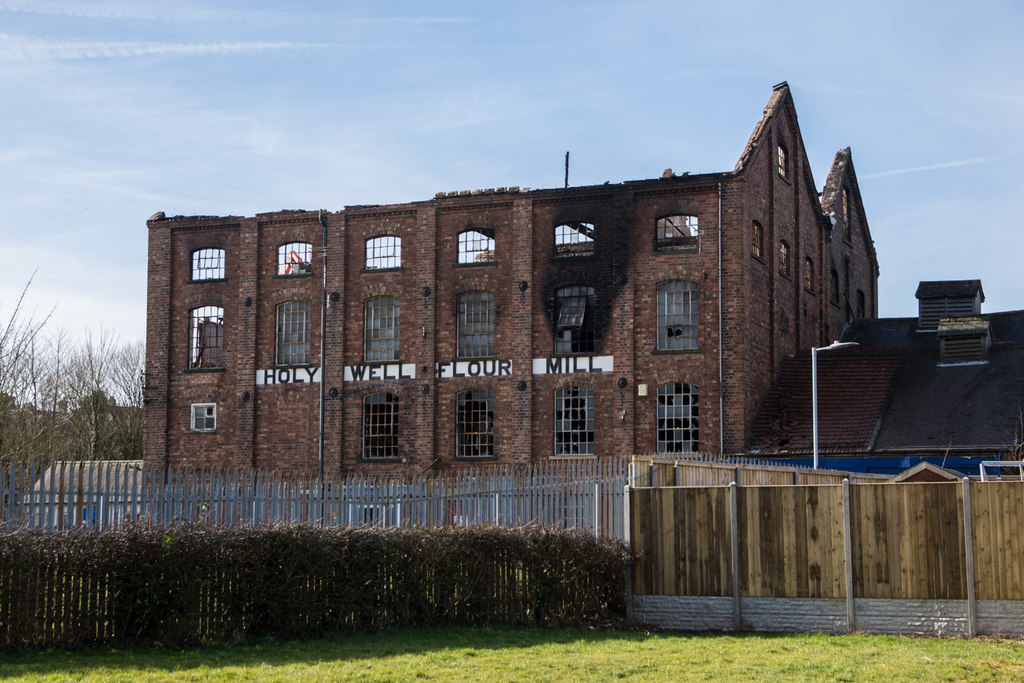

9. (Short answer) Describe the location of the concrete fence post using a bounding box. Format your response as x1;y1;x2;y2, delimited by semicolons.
962;477;977;637
843;478;855;633
730;481;740;631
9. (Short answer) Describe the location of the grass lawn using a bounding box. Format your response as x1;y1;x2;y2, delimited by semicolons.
2;627;1023;682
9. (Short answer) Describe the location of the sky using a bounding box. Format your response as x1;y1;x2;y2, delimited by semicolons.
1;0;1022;344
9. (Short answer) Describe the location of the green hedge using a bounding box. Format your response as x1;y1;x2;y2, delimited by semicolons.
0;525;632;648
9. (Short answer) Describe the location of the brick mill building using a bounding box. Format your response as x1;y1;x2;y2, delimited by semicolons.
143;82;878;473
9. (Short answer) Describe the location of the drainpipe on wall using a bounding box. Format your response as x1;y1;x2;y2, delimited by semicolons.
318;210;327;478
718;182;725;456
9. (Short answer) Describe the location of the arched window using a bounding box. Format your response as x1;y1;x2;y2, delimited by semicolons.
365;235;401;269
804;257;814;292
458;229;496;264
362;393;398;459
657;383;698;453
191;248;225;280
456;389;494;458
779;241;790;277
655;214;698;250
554;386;594;456
277;242;312;276
554;285;595;354
457;291;494;358
657;280;698;350
364;296;400;362
276;301;310;366
189;306;223;368
751;222;764;259
554;221;594;256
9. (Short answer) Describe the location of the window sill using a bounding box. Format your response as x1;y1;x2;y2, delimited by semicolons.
551;252;594;261
361;266;403;274
184;367;225;373
189;429;217;434
187;278;227;284
779;273;792;281
654;243;699;254
454;455;498;462
272;272;314;279
804;287;817;295
752;255;766;265
454;260;498;268
652;347;700;355
549;454;597;460
357;457;405;463
777;172;791;185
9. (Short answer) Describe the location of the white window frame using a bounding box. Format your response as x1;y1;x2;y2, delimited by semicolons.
190;403;217;432
366;235;402;270
191;248;225;280
458;229;496;264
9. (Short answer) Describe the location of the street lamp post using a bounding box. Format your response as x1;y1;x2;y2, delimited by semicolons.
812;341;860;469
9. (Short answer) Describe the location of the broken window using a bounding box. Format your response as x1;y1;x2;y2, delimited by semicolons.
857;290;866;318
276;301;310;366
456;389;494;458
777;143;788;178
657;280;698;350
830;269;840;305
277;242;312;276
191;248;225;280
751;221;764;259
364;296;400;362
362;392;398;459
804;257;814;292
555;285;595;354
554;221;595;256
190;403;216;432
458;229;496;264
657;383;698;454
554;386;594;456
779;241;790;277
655;214;699;250
189;306;224;368
366;235;401;270
457;291;494;358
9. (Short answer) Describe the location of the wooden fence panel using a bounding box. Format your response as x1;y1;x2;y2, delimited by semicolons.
970;481;1024;600
629;487;731;597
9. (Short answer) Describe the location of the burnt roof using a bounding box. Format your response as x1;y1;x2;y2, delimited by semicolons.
915;280;984;301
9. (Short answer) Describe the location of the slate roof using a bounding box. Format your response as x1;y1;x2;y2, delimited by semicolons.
915;280;984;301
750;309;1024;457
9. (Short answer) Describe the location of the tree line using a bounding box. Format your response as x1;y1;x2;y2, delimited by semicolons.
0;279;143;468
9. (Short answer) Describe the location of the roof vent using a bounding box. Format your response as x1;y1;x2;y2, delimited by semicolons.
937;316;990;365
915;280;984;331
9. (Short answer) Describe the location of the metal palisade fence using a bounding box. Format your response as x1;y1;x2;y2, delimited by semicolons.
0;458;631;538
0;454;874;539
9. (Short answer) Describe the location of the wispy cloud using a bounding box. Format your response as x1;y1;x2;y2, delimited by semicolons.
0;1;471;26
863;157;993;179
0;33;331;60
